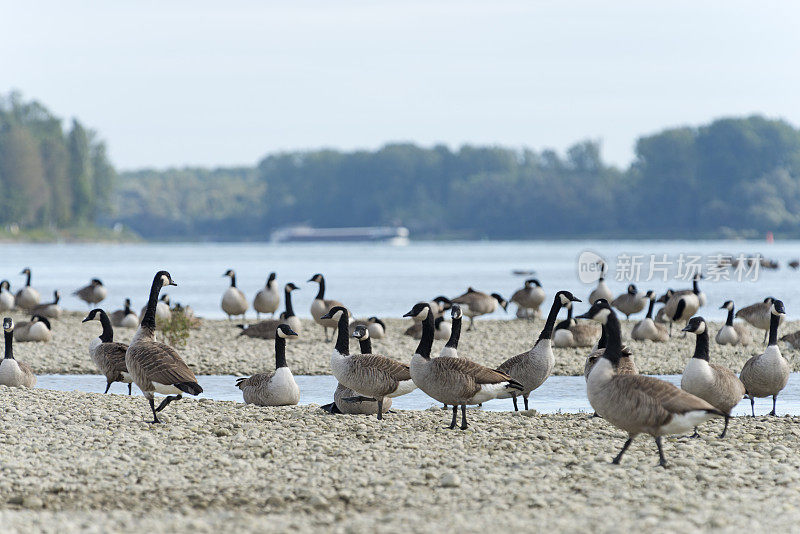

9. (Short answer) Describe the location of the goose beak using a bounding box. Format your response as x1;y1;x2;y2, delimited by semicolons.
170;281;178;286
402;310;415;318
320;311;333;320
285;328;299;337
571;297;582;302
81;316;91;323
681;325;692;332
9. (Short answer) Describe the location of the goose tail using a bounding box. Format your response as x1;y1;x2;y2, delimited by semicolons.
175;381;203;395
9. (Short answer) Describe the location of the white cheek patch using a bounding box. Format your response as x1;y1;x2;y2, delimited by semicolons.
595;308;611;324
559;295;569;305
161;275;170;286
695;322;706;335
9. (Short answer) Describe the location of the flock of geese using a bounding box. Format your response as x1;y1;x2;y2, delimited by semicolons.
0;266;796;467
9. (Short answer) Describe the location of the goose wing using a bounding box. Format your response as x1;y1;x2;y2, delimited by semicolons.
614;374;722;416
97;342;129;375
735;302;766;319
238;320;280;338
510;287;527;304
438;357;518;385
452;290;487;307
710;363;747;397
236;371;275;390
496;351;526;375
350;354;411;381
127;341;198;385
73;285;92;300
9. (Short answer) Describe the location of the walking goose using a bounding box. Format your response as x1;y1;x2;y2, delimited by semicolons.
681;317;745;438
736;297;783;344
577;299;724;467
111;298;139;329
33;290;62;318
716;301;752;346
221;269;248;320
740;299;789;416
15;268;40;310
0;281;15;312
74;279;107;307
451;287;508;331
322;306;415;419
0;318;36;388
496;291;581;411
238;283;302;338
630;291;669;342
126;271;202;423
553;302;599;348
253;272;280;319
82;309;132;394
588;262;614;304
309;274;347;341
611;284;647;320
510;279;545;319
14;315;52;342
235;324;300;406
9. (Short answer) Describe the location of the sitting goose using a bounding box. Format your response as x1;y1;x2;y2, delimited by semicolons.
716;301;752;346
404;302;522;429
15;268;40;311
611;284;647;320
510;279;545;319
451;287;508;331
0;281;15;312
221;269;248;320
111;298;139;329
404;313;451;340
74;279;107;307
578;299;724;467
236;324;300;406
126;271;203;423
740;299;789;416
630;291;669;342
82;309;132;394
349;317;387;340
737;297;783;344
0;318;36;387
553;302;600;348
237;283;301;339
309;274;347;341
321;306;415;420
496;291;581;411
14;315;52;343
588;262;613;304
33;290;62;319
253;272;280;319
681;317;745;438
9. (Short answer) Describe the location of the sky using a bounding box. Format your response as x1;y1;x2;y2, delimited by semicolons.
3;1;799;170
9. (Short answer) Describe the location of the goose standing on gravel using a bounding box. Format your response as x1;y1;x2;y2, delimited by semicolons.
33;290;62;319
74;279;107;307
111;298;139;329
716;301;752;346
451;287;508;331
238;283;301;339
553;302;599;348
404;303;522;429
740;299;789;416
126;271;203;423
15;268;40;311
0;318;36;388
236;324;300;406
496;291;581;411
681;317;745;438
221;269;248;321
510;279;545;319
322;306;415;419
253;272;280;319
611;284;647;320
588;262;614;304
82;309;132;394
736;297;783;344
630;291;669;342
577;299;724;467
14;315;52;343
0;281;15;312
309;274;347;341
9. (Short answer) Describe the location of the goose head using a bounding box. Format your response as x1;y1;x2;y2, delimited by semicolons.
31;315;51;330
656;289;674;304
154;270;177;289
223;269;235;278
720;300;734;310
352;324;370;341
403;302;432;320
555;290;581;307
20;268;31;276
0;280;9;291
267;272;277;285
763;296;775;304
491;293;508;312
3;317;13;333
367;316;385;329
450;304;463;320
124;298;132;307
682;316;706;335
644;290;656;301
308;273;324;284
627;284;637;295
82;309;103;323
285;282;299;292
159;294;171;305
90;278;104;287
525;278;542;288
320;305;348;321
276;323;299;339
576;298;613;324
771;299;786;316
432;296;452;312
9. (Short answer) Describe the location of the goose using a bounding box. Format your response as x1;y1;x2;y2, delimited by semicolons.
253;272;280;319
0;318;36;388
577;299;724;467
32;290;62;318
588;262;614;304
237;283;301;339
630;291;669;342
716;301;752;346
583;320;638;381
74;279;107;307
779;330;800;349
740;299;789;416
0;281;15;312
451;287;508;331
736;297;783;344
431;296;452;318
661;282;702;335
681;317;745;438
321;306;415;420
111;298;139;329
309;274;348;341
439;305;463;359
126;271;202;423
510;279;545;319
611;284;647;320
553;302;600;348
349;317;386;340
404;314;451;340
403;302;522;429
235;324;300;406
496;291;581;411
15;268;40;310
14;315;52;342
82;309;132;394
221;269;248;320
140;294;171;325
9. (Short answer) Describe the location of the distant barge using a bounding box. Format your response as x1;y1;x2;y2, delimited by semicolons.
271;226;409;245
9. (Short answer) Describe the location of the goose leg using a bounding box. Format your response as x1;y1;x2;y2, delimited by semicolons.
460;404;468;430
719;415;730;439
468;317;475;331
447;405;457;429
512;395;519;412
769;395;778;416
750;396;755;417
655;436;667;468
376;398;384;420
104;381;112;394
611;437;633;464
128;383;132;395
324;327;330;342
523;395;529;411
155;394;182;413
689;427;700;438
763;330;768;344
149;398;161;424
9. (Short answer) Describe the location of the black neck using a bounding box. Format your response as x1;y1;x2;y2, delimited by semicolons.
53;293;60;304
415;311;435;358
597;324;607;349
725;307;734;326
358;336;372;354
693;279;699;294
693;328;710;361
601;312;623;365
284;288;295;317
315;278;325;300
646;299;655;319
229;274;237;288
768;313;780;346
141;277;163;330
124;301;132;315
539;297;563;341
334;313;350;355
98;311;114;342
4;330;13;359
274;336;287;368
25;271;31;287
445;314;461;349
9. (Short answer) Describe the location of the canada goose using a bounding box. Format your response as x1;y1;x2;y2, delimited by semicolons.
439;305;463;359
253;272;280;319
740;299;789;417
309;274;347;341
716;301;752;346
583;319;638;381
14;315;52;343
736;297;783;344
82;309;132;394
588;262;614;304
404;303;522;429
630;291;669;342
349;317;387;340
451;287;508;331
780;330;800;349
611;284;647;320
661;281;702;335
140;294;171;325
553;302;600;348
221;269;248;320
577;299;724;467
0;281;14;312
235;324;300;406
111;298;139;329
510;279;545;319
404;314;451;340
681;317;745;438
496;291;581;411
0;318;36;388
237;283;301;339
32;290;62;318
321;306;415;420
126;271;202;423
74;279;107;307
431;296;452;318
15;268;40;310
